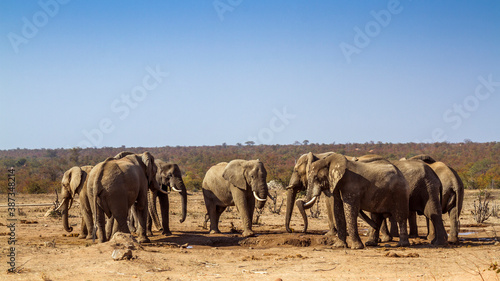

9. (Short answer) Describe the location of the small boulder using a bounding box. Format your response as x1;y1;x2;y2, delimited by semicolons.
111;249;133;261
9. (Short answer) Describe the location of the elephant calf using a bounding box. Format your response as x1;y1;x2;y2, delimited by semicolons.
202;159;269;237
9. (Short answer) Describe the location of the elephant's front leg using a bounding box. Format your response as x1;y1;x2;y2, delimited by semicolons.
236;191;255;237
344;202;364;249
133;198;151;244
333;192;347;248
158;192;172;236
323;192;337;236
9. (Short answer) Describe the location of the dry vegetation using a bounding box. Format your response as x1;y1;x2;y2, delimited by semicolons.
2;189;500;281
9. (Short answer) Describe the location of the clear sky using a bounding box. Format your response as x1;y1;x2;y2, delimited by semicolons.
1;1;499;149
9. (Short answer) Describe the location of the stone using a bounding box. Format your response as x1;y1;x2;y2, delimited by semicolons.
112;249;133;261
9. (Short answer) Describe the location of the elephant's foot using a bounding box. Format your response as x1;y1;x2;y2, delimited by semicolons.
431;237;447;246
380;234;393;243
78;233;87;239
242;230;255;237
147;231;153;237
448;235;459;244
324;229;338;236
162;230;173;236
397;240;410;247
333;239;348;248
209;229;221;235
350;240;365;250
137;236;151;243
364;239;378;247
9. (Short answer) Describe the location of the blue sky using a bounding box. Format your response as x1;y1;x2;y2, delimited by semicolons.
1;0;499;149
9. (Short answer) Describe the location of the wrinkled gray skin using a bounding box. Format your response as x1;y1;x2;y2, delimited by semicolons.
359;155;448;246
301;154;410;249
410;155;464;244
285;152;335;234
148;159;188;236
56;165;94;239
88;151;165;243
202;159;268;237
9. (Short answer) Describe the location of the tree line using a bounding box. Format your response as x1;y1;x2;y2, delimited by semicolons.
1;142;499;194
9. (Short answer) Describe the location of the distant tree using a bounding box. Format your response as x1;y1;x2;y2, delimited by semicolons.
245;141;255;146
293;141;301;145
302;140;309;145
236;143;242;147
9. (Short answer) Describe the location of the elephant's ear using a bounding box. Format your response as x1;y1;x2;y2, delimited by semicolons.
68;167;83;197
305;152;317;175
222;160;247;190
142;151;157;184
327;154;347;193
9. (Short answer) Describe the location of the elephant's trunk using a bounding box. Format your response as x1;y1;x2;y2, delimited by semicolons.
285;187;298;233
148;189;162;231
296;199;308;233
253;181;268;210
179;182;187;223
59;197;73;232
171;177;188;223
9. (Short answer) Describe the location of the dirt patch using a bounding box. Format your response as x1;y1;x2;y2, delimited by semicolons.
2;190;500;280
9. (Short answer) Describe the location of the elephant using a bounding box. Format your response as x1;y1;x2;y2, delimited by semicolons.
148;159;188;236
55;165;94;239
202;159;269;237
357;155;448;246
285;152;336;234
87;151;167;243
410;154;464;244
299;153;410;249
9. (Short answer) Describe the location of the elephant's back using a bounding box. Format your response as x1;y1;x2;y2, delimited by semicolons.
202;162;229;190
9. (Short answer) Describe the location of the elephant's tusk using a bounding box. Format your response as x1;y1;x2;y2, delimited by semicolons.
54;198;68;212
171;186;182;193
68;198;74;210
253;191;267;202
302;196;317;209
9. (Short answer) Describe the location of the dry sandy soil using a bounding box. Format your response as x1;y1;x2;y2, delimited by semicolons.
2;190;500;281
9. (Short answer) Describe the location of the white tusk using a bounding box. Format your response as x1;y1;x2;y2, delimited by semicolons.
54;198;68;212
171;186;182;192
253;191;267;202
68;198;74;210
302;196;317;208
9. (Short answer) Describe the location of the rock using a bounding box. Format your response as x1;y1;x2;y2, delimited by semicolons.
109;232;139;250
112;249;133;261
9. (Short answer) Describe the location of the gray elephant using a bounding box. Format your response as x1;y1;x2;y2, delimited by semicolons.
55;165;94;239
358;155;448;246
202;159;269;237
299;153;410;249
148;159;188;236
410;155;464;244
88;151;166;243
285;152;335;234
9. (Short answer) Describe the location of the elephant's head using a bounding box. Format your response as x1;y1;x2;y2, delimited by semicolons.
56;166;87;232
285;152;333;233
295;154;347;232
155;160;188;223
223;159;269;209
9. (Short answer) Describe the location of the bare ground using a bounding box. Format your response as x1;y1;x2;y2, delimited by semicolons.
2;190;500;281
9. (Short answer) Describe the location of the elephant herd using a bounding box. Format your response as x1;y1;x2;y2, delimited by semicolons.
56;150;464;250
